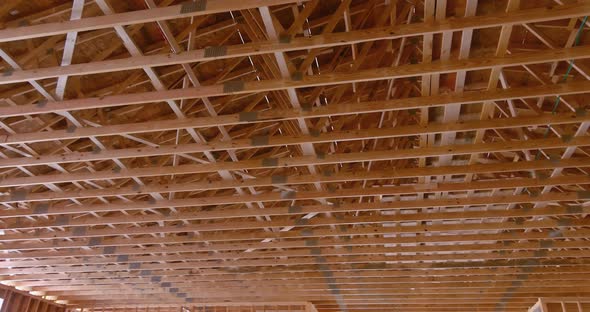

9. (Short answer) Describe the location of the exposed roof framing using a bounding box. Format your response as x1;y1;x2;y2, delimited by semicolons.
0;0;589;311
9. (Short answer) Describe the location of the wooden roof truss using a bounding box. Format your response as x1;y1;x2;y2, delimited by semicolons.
0;0;589;311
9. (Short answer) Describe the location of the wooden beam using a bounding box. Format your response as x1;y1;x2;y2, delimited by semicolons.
3;248;590;275
1;208;588;251
2;157;587;206
3;228;589;263
15;265;590;285
0;0;304;43
2;240;589;270
0;110;587;166
1;46;590;119
2;78;590;150
3;175;590;228
0;135;588;188
0;3;586;84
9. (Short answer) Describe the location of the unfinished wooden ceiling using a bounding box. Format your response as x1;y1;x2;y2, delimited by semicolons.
0;0;589;311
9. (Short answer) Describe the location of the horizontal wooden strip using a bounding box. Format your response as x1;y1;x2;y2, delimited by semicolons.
0;0;303;43
28;273;590;292
4;175;589;230
4;227;588;262
29;284;590;300
2;80;590;147
2;249;589;275
2;240;587;270
0;47;589;120
36;295;576;308
43;281;590;299
60;302;552;312
3;156;588;206
2;214;588;251
63;298;544;308
10;264;590;293
13;264;590;286
49;292;585;304
0;3;587;84
28;282;584;300
40;291;586;304
41;286;590;299
1;134;588;188
9;264;589;291
1;109;587;167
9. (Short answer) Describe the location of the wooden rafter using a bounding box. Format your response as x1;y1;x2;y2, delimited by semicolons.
0;1;589;312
